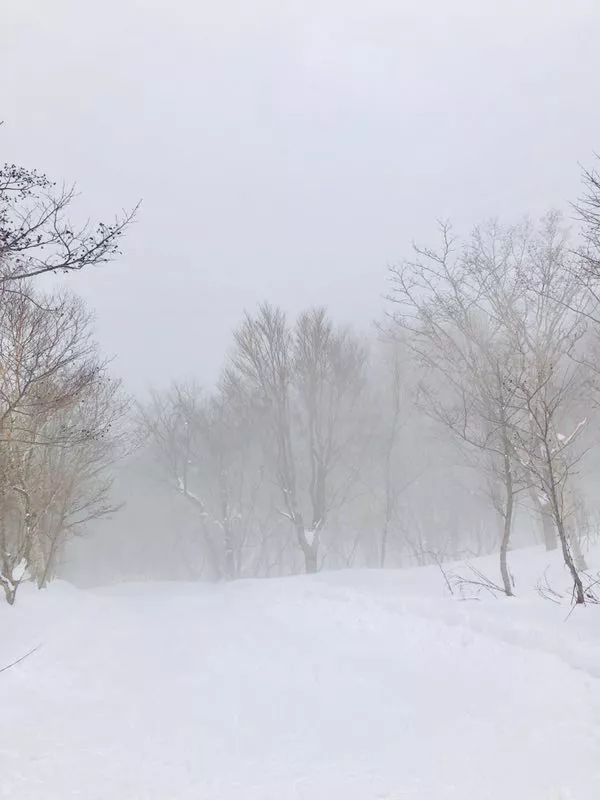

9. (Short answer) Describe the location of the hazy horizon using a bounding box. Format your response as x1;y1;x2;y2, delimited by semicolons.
3;0;600;394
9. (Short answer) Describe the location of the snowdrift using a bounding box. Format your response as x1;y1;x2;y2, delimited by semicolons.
1;545;600;799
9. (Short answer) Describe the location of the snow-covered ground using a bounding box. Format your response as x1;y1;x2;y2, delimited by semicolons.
1;547;600;799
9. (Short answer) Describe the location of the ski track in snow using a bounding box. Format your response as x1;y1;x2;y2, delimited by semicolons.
0;568;599;799
313;574;600;681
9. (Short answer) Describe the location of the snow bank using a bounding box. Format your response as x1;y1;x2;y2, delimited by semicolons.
1;548;599;799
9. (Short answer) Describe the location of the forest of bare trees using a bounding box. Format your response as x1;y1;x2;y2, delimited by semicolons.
3;145;600;605
135;168;600;605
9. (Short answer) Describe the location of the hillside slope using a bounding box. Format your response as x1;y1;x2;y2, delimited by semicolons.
1;548;600;799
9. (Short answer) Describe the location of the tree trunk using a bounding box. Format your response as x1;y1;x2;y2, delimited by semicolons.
224;534;236;581
303;546;318;574
294;516;319;575
0;577;17;605
219;476;237;581
499;503;514;597
529;487;557;551
555;515;585;603
543;450;585;604
499;454;515;597
380;521;389;568
197;518;223;581
540;507;557;552
567;524;587;572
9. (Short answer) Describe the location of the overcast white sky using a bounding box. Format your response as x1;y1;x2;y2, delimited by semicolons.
2;0;600;393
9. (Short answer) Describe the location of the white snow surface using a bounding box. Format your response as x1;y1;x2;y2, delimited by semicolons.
2;548;600;799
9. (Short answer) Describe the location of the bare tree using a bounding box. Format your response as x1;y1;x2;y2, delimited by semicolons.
140;385;223;579
26;371;129;588
227;305;367;573
360;340;424;567
388;220;530;595
375;344;407;567
509;365;589;603
574;157;600;288
388;213;594;597
141;381;271;581
499;216;592;602
0;158;137;283
0;283;128;602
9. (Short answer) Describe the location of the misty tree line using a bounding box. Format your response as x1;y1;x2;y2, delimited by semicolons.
2;143;600;605
139;165;600;603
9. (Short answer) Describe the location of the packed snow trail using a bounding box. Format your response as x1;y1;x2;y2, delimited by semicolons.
1;570;600;799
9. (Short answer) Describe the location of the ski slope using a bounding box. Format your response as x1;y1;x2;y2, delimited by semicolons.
1;549;600;799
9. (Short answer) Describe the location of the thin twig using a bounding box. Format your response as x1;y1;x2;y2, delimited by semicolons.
0;644;41;674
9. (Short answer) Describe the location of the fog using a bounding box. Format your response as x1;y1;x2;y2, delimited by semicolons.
3;0;600;395
1;0;599;582
2;0;599;579
3;5;600;796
